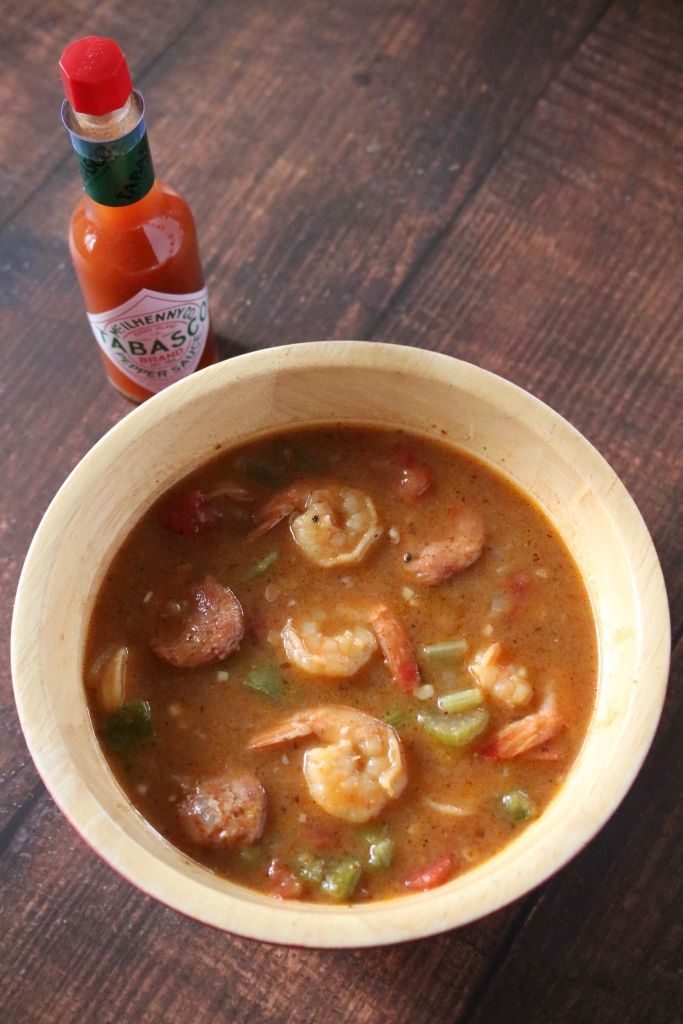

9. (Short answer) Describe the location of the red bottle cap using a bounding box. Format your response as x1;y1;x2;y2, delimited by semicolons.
60;36;133;115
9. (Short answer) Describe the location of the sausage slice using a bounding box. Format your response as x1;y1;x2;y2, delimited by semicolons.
178;771;266;846
147;575;244;668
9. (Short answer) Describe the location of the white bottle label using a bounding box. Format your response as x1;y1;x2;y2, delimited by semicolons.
87;286;210;393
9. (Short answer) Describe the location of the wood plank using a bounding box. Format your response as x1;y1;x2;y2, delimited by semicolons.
0;790;522;1024
461;639;683;1024
371;0;683;627
357;2;682;1019
3;2;680;1023
0;0;217;222
0;0;609;827
0;3;616;1021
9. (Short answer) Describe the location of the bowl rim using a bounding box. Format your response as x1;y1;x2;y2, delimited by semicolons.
11;340;671;947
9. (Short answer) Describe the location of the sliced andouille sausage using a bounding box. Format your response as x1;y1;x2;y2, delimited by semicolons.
403;506;485;585
147;575;244;668
178;771;266;846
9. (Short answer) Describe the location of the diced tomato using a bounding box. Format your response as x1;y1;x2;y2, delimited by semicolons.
404;853;455;891
388;445;432;502
267;858;303;900
161;489;222;535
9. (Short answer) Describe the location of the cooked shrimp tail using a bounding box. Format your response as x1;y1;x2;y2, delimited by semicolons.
249;713;316;749
248;481;382;567
371;606;421;693
479;693;564;760
246;483;309;542
249;705;407;823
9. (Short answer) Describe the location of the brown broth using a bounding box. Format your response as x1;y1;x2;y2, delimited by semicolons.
85;427;597;903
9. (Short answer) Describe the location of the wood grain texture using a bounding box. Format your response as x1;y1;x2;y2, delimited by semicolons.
0;794;521;1024
0;0;609;828
462;639;683;1024
1;0;681;1020
373;0;683;625
0;0;215;223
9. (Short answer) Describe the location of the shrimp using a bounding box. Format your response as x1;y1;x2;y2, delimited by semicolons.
403;506;485;585
178;770;266;846
469;642;533;708
370;606;421;693
248;481;382;568
281;618;377;678
147;575;244;668
281;607;420;691
479;692;565;760
249;706;407;823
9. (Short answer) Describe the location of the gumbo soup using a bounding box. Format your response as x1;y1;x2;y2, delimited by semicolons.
85;427;597;903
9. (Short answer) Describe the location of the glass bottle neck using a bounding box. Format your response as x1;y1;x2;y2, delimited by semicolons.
62;90;155;207
69;93;141;140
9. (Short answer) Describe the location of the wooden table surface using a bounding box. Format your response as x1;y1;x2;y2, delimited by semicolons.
1;1;681;1021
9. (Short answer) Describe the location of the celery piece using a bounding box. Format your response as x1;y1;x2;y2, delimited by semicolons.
321;858;363;901
499;790;538;823
421;639;468;659
385;707;410;729
361;826;394;871
293;851;325;885
101;700;153;753
417;708;489;748
243;551;278;582
437;688;484;714
367;836;394;871
244;665;283;700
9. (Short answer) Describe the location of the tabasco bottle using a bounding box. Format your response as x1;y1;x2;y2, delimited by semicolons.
60;36;217;402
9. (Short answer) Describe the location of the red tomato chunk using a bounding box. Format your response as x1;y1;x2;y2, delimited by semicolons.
161;489;221;535
404;853;455;891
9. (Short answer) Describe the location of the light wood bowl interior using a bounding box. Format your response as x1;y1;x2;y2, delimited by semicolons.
11;341;670;947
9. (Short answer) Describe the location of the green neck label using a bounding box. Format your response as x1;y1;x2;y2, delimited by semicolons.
62;100;155;207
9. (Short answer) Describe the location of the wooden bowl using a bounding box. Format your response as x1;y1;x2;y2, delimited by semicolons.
11;342;670;947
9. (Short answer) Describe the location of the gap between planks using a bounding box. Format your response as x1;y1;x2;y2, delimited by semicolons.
0;781;45;858
365;0;616;343
0;0;219;234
